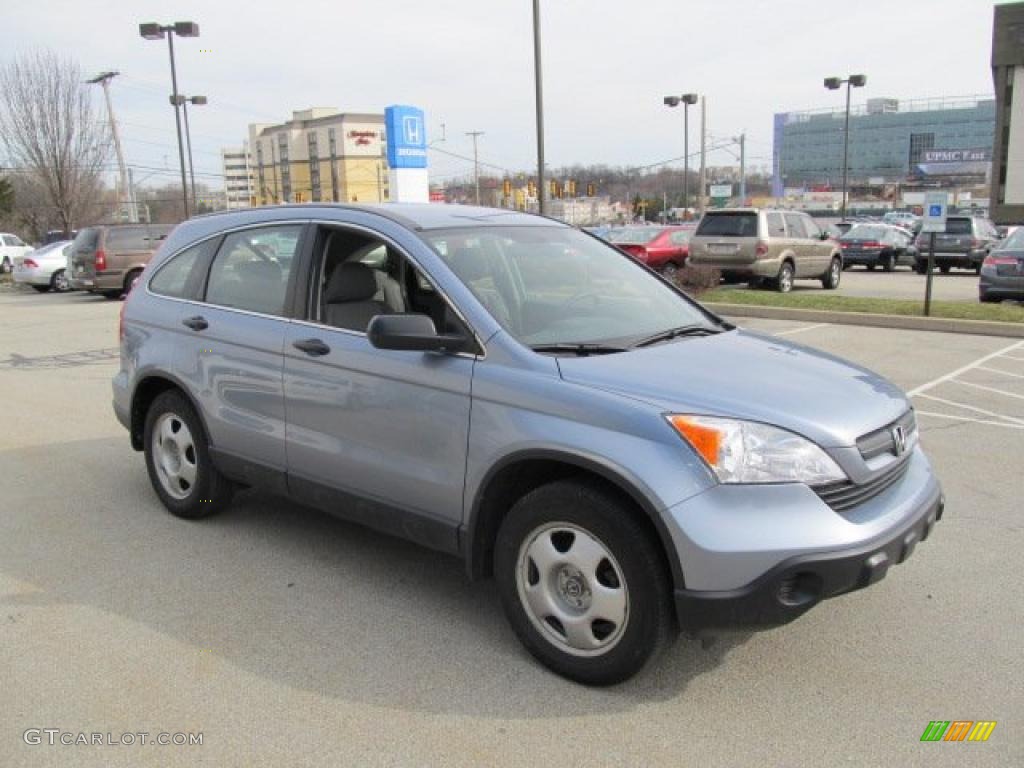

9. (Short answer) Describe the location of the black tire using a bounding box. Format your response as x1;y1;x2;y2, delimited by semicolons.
939;264;951;274
867;264;876;271
32;284;51;293
0;256;10;274
821;257;841;289
102;290;122;300
124;268;143;296
143;389;234;519
660;262;680;281
50;268;70;293
979;293;997;304
914;261;927;275
882;253;895;272
775;261;795;293
494;479;674;686
974;264;982;275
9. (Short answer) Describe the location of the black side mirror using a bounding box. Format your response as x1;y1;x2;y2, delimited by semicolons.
819;231;831;240
367;313;471;354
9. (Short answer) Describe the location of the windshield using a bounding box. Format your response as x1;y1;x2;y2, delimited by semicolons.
844;225;887;240
607;227;662;245
422;226;714;347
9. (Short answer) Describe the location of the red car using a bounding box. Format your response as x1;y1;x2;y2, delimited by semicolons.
607;225;693;278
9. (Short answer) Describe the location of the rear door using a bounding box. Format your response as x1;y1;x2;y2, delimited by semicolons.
800;214;831;273
934;217;972;255
782;213;810;275
176;222;308;484
70;228;102;286
692;211;759;267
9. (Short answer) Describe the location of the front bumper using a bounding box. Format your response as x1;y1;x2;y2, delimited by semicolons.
674;491;943;631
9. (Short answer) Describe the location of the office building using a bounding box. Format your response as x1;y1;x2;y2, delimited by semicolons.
221;145;253;210
992;2;1024;223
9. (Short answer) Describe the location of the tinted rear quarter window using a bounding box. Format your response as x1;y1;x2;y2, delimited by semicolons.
105;227;151;251
944;218;972;235
696;213;758;237
783;214;807;239
149;238;220;299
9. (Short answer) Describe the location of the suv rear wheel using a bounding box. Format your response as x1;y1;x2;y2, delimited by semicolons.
821;257;841;289
494;479;673;685
775;261;794;293
143;390;234;519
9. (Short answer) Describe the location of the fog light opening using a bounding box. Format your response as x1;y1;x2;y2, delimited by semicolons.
777;572;823;607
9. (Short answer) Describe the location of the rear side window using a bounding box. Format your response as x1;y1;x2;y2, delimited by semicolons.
784;214;807;239
149;239;219;299
944;218;972;235
766;213;786;237
695;213;758;237
204;225;302;316
105;227;150;251
72;228;100;251
802;216;821;239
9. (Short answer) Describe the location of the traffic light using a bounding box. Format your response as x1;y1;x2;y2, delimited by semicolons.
527;180;537;198
586;182;596;197
503;178;512;197
550;179;559;199
568;179;577;198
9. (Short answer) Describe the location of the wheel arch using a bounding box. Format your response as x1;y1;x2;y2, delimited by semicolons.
462;450;685;592
129;373;211;453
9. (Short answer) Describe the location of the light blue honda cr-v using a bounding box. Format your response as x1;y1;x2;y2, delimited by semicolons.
113;204;943;685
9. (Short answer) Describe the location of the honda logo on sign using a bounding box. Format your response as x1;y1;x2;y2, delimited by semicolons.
403;115;423;146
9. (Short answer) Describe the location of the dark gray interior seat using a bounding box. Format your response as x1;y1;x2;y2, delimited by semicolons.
324;261;385;332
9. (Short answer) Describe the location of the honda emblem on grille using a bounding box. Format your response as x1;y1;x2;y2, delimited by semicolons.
892;425;907;455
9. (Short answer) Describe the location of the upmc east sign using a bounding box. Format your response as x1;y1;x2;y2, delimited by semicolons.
921;148;990;163
385;105;428;169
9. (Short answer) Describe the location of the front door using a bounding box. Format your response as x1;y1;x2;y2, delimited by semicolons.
282;223;474;552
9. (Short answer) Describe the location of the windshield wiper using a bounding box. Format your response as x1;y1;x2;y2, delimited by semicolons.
530;343;628;356
630;324;721;348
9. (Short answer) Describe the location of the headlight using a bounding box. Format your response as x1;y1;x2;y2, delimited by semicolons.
666;414;846;485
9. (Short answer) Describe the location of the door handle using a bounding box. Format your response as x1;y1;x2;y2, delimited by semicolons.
182;315;208;331
293;338;331;356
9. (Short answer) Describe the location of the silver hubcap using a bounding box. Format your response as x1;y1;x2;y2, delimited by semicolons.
53;270;68;291
831;262;840;284
516;522;629;657
780;268;793;291
152;413;198;500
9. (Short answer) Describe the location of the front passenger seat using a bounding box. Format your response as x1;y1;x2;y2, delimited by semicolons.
324;262;386;332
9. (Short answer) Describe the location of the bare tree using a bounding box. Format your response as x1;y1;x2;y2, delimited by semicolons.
0;50;111;236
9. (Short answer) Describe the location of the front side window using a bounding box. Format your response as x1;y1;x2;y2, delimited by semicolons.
423;226;713;347
204;225;302;316
802;216;821;239
150;238;219;299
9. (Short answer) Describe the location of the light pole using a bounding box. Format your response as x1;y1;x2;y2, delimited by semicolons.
663;93;698;215
824;74;866;221
532;0;546;215
140;21;199;218
171;94;207;210
87;72;136;223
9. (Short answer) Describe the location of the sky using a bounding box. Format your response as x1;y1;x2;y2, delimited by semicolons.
0;0;1001;190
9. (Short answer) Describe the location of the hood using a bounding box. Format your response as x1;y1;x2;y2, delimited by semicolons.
556;329;909;448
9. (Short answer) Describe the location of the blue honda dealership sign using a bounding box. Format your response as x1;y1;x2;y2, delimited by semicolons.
385;105;427;169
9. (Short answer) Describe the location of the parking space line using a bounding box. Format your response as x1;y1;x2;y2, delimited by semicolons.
998;354;1024;362
977;365;1024;380
774;323;829;337
915;410;1024;430
954;380;1024;401
916;393;1024;425
906;340;1024;397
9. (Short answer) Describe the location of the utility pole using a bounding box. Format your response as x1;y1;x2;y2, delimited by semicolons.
698;96;707;214
736;132;746;203
532;0;546;215
87;71;136;223
466;131;484;205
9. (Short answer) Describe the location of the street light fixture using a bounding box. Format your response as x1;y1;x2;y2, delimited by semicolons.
664;93;699;215
824;73;867;221
139;21;199;218
171;94;208;210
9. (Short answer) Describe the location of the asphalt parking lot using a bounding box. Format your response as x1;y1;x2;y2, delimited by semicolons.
1;287;1021;767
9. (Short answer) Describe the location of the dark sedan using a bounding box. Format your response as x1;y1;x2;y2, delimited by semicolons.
980;226;1024;303
839;224;914;271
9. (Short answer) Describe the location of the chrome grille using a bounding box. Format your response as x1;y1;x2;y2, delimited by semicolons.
815;456;911;512
856;410;917;461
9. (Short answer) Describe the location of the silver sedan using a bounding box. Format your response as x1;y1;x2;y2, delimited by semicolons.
12;240;74;292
